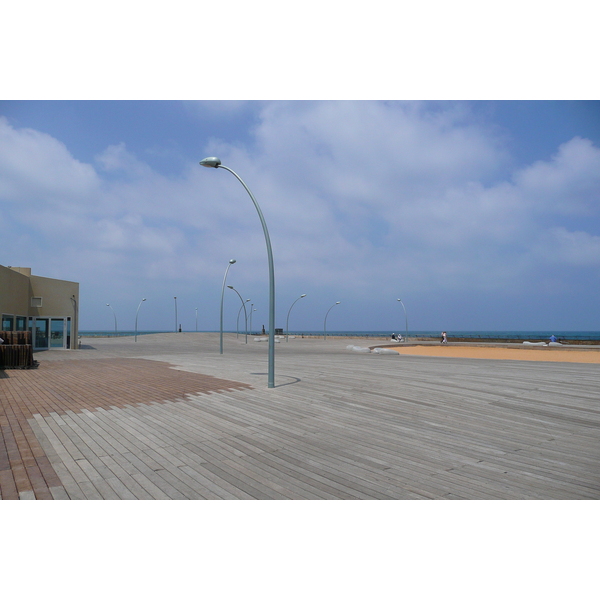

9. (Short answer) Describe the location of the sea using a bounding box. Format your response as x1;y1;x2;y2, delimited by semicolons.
80;330;600;341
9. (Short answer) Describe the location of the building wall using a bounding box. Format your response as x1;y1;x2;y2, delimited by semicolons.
0;265;79;348
0;266;31;316
29;275;79;320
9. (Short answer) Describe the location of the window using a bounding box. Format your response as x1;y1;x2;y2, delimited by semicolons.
16;316;27;331
31;297;43;307
2;314;14;330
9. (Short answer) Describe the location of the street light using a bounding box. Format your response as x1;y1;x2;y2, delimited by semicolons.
200;157;276;388
286;294;306;341
228;285;248;344
174;296;178;332
236;298;250;339
106;303;118;336
195;308;198;332
219;259;236;354
324;301;341;340
397;298;408;342
134;298;146;342
249;304;256;335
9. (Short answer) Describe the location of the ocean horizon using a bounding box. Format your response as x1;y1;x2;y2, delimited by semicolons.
80;330;600;341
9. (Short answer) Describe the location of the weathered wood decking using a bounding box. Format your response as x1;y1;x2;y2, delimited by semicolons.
2;333;598;499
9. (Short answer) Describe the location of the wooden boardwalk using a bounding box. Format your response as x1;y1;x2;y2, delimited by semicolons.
1;333;599;499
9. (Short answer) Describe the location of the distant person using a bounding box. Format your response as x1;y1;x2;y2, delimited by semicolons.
441;331;448;344
391;333;397;341
549;334;557;343
262;325;266;335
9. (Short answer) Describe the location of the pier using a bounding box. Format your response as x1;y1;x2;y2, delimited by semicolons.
1;332;599;500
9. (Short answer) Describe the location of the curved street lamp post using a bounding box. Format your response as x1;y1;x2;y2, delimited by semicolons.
200;157;276;388
286;294;306;341
324;301;341;340
134;298;146;342
236;298;250;339
106;303;118;336
228;285;249;344
249;305;257;336
174;296;178;332
397;298;408;342
219;259;236;354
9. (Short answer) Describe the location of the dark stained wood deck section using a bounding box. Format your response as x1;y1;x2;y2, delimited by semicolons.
2;333;599;499
0;358;251;499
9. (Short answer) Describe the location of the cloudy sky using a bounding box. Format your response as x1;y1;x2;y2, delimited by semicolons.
2;2;599;334
1;100;599;333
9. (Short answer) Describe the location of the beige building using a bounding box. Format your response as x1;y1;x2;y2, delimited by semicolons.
0;265;79;349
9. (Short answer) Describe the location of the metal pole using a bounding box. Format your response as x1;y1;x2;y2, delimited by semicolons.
228;286;249;344
324;301;340;340
236;302;247;339
106;303;118;336
286;294;306;341
135;298;146;342
201;156;276;387
397;299;408;342
220;259;236;354
174;296;178;332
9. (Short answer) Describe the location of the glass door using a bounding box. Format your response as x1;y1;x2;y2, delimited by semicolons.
50;318;65;348
35;318;49;348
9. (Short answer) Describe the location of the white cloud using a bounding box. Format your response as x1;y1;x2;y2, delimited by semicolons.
1;102;599;331
532;228;600;266
512;137;600;215
0;116;99;204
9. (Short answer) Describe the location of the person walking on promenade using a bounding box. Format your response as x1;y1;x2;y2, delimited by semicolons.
441;331;448;344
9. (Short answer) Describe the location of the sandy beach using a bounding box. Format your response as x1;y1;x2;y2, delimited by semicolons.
389;344;600;363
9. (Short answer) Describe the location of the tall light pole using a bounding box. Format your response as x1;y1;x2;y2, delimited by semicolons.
174;296;178;332
286;294;306;341
135;298;146;342
236;298;250;339
228;285;248;344
249;304;256;335
324;301;341;340
397;298;408;342
219;259;236;354
201;157;276;388
106;303;118;336
195;308;198;332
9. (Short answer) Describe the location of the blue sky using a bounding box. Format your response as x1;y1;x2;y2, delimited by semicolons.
2;3;599;334
1;100;599;333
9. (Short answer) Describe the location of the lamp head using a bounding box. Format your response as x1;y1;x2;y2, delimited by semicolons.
199;157;221;168
227;285;233;289
300;294;307;298
336;301;341;304
229;259;236;265
142;298;146;301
